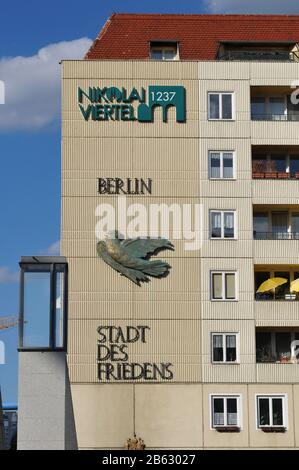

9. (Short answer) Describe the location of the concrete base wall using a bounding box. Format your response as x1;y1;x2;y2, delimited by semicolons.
72;383;299;450
17;352;77;450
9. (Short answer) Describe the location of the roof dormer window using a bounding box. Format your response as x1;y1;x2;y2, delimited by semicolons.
150;41;179;60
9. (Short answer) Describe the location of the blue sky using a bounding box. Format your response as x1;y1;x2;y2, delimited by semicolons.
1;0;299;404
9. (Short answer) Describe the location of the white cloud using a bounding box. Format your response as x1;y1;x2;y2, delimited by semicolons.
0;37;92;131
40;240;60;256
205;0;299;14
0;267;19;283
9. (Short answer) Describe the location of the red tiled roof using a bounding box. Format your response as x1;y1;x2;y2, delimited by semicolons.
85;14;299;60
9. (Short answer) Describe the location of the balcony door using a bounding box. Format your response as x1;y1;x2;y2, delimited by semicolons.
253;213;269;239
272;212;288;239
269;97;286;121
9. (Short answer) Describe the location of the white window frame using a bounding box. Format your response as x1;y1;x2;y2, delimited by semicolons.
208;150;236;180
210;210;237;240
210;271;238;301
150;44;179;61
210;394;242;429
256;394;288;430
211;332;240;364
208;92;235;121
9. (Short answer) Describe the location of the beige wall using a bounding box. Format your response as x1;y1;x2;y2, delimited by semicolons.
62;60;299;448
72;383;299;449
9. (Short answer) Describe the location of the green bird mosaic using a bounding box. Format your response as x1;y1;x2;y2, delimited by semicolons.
97;231;174;286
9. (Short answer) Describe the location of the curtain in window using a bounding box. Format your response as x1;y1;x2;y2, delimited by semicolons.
222;94;232;119
212;273;223;299
213;335;223;348
223;153;233;178
209;94;220;119
226;335;236;348
213;335;223;361
226;335;237;361
213;398;224;426
224;212;235;238
211;212;222;238
210;152;221;178
225;273;236;299
227;398;237;426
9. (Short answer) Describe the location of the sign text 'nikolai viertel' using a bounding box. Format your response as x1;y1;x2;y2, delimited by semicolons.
97;325;174;381
78;85;186;122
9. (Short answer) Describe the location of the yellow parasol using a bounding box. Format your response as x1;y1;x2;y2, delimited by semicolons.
256;277;288;296
290;278;299;293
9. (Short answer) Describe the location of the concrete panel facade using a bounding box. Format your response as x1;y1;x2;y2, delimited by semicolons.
61;60;299;449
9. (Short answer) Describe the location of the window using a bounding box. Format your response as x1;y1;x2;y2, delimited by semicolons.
212;333;238;363
19;257;68;351
150;42;178;61
211;272;237;301
209;151;235;179
257;396;286;429
211;396;240;428
210;210;236;239
208;92;234;120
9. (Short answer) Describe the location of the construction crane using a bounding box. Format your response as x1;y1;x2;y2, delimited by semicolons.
0;317;18;331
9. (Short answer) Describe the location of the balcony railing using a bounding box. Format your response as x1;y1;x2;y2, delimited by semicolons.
219;51;298;62
254;231;299;240
251;113;299;121
252;171;299;179
256;353;299;364
255;292;299;301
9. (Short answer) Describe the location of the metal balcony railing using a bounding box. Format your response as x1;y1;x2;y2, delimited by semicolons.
255;292;299;301
256;354;299;364
219;51;298;62
251;113;299;121
252;171;299;179
253;231;299;240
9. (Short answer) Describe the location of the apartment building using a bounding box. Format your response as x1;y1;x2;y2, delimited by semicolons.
17;14;299;449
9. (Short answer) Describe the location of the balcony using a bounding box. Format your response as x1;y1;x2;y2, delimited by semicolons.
256;329;299;364
255;267;299;301
253;207;299;241
217;41;299;62
220;51;298;62
251;87;299;122
254;232;299;240
252;113;299;122
252;147;299;180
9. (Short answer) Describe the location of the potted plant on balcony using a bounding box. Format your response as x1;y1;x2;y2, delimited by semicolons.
279;353;291;364
252;160;265;178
